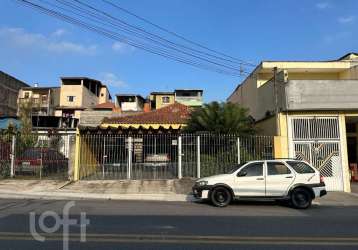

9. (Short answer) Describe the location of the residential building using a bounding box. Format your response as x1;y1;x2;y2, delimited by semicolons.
227;52;358;193
115;94;145;112
149;89;203;110
100;102;191;133
17;86;60;116
55;77;112;119
149;92;175;109
0;71;29;117
174;89;203;107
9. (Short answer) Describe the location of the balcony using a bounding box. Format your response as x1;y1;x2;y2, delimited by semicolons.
19;98;49;107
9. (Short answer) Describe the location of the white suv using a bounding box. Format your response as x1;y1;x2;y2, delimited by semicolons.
192;159;326;209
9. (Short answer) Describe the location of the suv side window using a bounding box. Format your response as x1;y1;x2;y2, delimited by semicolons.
286;161;315;174
267;162;291;175
238;162;263;177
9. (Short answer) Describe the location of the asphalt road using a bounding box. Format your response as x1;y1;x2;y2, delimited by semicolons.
0;198;357;249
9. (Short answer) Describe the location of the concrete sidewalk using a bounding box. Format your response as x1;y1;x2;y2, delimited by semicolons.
0;179;358;206
0;179;195;202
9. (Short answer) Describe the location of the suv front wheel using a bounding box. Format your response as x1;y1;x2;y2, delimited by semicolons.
210;187;232;207
291;188;312;209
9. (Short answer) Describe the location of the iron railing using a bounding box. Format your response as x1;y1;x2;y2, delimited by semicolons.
0;133;75;180
78;134;274;180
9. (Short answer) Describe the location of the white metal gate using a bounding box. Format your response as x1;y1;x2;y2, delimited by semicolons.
290;117;344;191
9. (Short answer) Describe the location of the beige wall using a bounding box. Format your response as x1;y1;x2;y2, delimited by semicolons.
99;87;110;104
60;84;84;107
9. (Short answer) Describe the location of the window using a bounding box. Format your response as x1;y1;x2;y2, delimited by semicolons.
101;93;104;97
287;161;315;174
67;96;75;102
162;96;170;104
24;92;30;99
238;162;263;177
267;162;291;175
41;95;47;103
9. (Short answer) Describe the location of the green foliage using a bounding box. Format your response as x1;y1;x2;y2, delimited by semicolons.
185;102;255;135
0;162;10;178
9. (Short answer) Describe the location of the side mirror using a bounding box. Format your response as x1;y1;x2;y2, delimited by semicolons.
237;171;247;177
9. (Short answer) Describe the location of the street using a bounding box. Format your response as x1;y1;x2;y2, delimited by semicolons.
0;197;357;249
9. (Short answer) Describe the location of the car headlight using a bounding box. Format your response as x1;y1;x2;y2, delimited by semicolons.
196;181;208;186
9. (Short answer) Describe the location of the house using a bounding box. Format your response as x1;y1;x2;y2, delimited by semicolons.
55;77;112;119
149;92;175;110
0;71;29;117
174;89;203;107
149;89;204;110
227;52;358;192
98;102;191;133
115;94;145;112
17;85;60;116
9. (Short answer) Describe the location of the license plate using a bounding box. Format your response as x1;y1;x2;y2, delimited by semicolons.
22;161;31;166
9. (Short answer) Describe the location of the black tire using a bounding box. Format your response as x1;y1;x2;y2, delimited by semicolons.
210;187;232;207
291;188;312;209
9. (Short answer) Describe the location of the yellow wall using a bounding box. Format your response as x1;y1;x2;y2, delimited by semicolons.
150;94;175;109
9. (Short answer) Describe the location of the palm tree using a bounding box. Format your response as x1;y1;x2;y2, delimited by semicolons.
185;102;255;135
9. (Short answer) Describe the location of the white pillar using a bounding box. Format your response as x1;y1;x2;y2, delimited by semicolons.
10;135;16;178
127;137;132;180
197;136;200;178
178;136;182;179
237;137;241;164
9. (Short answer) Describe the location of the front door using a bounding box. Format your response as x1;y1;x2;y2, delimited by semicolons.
265;161;295;196
234;162;265;197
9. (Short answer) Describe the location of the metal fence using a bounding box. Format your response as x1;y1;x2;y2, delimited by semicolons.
0;133;75;180
78;134;274;180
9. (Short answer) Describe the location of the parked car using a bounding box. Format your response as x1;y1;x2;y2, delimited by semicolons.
15;148;68;175
192;159;326;209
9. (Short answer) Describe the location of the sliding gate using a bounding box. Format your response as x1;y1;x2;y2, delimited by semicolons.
290;117;344;191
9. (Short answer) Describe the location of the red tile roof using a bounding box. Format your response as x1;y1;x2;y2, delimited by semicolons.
103;102;191;124
94;102;115;110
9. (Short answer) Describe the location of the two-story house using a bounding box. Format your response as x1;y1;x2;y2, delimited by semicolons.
227;52;358;193
149;92;175;110
55;77;111;119
17;85;60;116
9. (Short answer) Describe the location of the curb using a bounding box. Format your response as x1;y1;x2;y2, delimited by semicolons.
0;191;196;202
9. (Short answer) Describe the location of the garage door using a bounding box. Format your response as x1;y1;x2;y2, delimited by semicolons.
290;117;344;191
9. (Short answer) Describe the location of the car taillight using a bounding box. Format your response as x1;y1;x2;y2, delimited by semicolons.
320;174;324;183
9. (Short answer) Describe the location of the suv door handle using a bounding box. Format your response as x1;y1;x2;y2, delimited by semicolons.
286;176;293;178
256;177;264;180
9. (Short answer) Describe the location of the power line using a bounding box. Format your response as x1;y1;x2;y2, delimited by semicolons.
14;0;252;76
15;0;244;76
102;0;256;67
52;0;247;73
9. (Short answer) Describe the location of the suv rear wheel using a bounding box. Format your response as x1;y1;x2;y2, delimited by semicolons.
210;187;232;207
291;188;312;209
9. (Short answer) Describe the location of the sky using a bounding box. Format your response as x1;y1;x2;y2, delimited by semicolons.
0;0;357;102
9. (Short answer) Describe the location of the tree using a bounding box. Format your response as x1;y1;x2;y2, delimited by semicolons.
17;100;37;148
185;102;255;135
